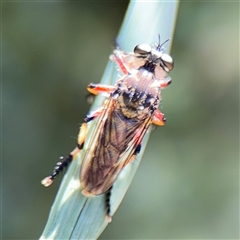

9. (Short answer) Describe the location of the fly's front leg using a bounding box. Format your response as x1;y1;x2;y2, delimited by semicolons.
87;83;116;96
152;109;166;126
110;49;129;75
41;107;103;187
86;84;115;104
159;76;172;89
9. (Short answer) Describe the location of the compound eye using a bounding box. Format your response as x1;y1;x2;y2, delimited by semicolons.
134;44;152;55
161;53;174;72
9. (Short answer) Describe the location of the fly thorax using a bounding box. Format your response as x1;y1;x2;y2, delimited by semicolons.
115;71;161;119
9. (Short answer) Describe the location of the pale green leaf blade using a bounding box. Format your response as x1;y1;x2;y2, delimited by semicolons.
40;1;179;239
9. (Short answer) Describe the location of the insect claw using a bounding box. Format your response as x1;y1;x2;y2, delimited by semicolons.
41;176;53;187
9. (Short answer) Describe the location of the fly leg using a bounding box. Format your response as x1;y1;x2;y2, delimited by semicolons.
87;83;116;96
105;128;143;221
41;107;103;187
152;109;166;126
123;129;144;168
125;145;142;166
86;83;116;105
105;143;141;222
105;185;113;223
159;76;172;89
119;110;165;172
122;110;166;168
110;49;129;75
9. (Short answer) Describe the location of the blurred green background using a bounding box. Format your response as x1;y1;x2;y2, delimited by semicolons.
2;1;239;239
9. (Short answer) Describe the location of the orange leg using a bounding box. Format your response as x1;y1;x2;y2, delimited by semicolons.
159;76;172;89
41;107;103;187
152;109;166;126
87;83;116;96
110;49;130;75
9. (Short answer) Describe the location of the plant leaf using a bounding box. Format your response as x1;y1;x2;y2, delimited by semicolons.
40;1;179;239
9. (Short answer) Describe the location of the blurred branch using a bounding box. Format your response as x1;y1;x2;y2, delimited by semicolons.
40;1;179;239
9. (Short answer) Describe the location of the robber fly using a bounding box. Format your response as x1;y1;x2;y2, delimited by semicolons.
42;37;174;220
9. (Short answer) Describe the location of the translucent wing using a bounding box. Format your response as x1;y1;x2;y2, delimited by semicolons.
80;95;152;195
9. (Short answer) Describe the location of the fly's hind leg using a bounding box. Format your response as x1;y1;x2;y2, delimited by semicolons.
105;143;141;222
105;185;113;223
124;144;141;166
41;107;103;187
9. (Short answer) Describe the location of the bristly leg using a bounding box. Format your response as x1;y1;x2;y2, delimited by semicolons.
41;107;103;187
41;140;84;187
41;155;73;187
87;83;115;96
105;185;113;222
